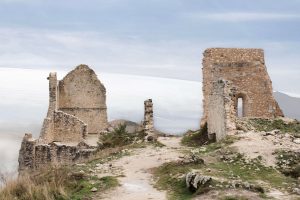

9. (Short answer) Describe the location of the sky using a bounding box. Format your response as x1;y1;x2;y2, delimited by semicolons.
0;0;299;95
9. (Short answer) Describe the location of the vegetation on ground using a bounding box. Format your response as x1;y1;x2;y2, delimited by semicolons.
205;149;296;190
0;167;118;200
181;123;209;147
249;118;300;135
152;161;204;200
276;150;300;178
153;137;297;200
99;124;146;149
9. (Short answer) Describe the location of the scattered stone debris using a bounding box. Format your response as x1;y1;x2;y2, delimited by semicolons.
293;138;300;144
180;152;205;165
90;187;98;192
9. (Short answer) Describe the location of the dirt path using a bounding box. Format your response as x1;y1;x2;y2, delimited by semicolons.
92;137;183;200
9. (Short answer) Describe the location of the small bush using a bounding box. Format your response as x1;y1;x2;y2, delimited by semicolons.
181;123;209;147
276;150;300;178
99;124;146;149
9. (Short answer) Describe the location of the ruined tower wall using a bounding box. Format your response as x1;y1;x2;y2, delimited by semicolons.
207;80;237;141
58;65;108;134
40;72;57;142
202;48;283;125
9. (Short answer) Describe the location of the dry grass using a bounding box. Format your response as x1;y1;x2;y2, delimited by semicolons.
1;174;63;200
0;166;100;200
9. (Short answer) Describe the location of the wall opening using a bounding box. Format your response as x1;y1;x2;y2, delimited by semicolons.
237;97;244;117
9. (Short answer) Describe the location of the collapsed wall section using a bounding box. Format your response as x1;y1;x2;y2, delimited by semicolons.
18;135;96;171
52;111;87;143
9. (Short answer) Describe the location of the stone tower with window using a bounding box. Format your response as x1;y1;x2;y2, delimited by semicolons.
201;48;283;141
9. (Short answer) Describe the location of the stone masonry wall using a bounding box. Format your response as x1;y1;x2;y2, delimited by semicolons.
58;65;108;134
207;80;237;141
202;48;283;127
143;99;154;135
19;136;96;171
40;72;57;142
52;111;87;143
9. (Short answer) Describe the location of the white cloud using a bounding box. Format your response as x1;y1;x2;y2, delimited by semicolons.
0;27;203;80
186;12;300;22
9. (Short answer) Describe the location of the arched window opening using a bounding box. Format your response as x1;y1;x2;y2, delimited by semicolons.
237;97;244;117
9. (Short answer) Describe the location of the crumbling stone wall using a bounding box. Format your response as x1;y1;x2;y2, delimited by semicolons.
19;135;96;171
207;80;237;141
19;65;107;172
202;48;283;141
52;111;87;143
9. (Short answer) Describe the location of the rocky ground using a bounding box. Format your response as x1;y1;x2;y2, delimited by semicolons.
73;119;300;200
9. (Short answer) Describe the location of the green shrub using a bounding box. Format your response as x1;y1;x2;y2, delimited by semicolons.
181;123;209;147
99;124;146;149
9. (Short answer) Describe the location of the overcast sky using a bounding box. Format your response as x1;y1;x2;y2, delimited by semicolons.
0;0;299;94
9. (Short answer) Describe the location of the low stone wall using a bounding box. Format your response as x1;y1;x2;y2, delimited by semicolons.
18;134;97;172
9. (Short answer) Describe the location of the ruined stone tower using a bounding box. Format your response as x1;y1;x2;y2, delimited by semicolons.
19;65;108;171
201;48;283;140
40;64;108;143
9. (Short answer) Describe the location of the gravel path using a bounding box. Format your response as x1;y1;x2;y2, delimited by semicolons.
92;137;183;200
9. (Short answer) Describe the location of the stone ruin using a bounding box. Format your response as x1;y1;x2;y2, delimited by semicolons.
201;48;283;141
143;99;156;140
18;65;108;171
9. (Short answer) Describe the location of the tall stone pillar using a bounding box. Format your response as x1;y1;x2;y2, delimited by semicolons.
143;99;155;140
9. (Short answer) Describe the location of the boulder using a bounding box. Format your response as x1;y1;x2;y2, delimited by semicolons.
186;171;212;192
